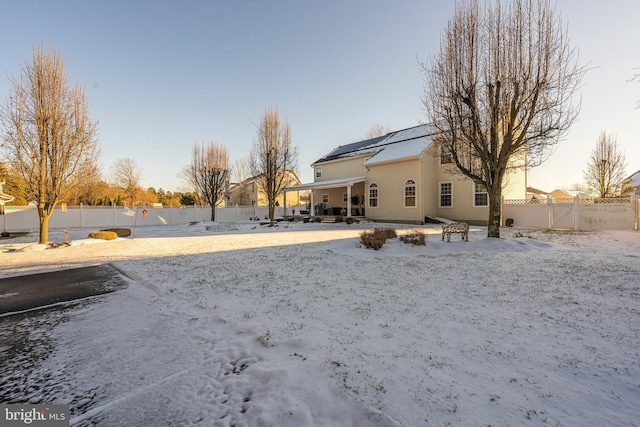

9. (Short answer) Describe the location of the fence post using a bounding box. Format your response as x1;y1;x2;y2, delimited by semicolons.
574;195;579;230
547;195;552;229
631;193;640;231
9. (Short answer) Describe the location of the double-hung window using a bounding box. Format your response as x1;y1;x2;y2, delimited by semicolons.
474;182;489;207
440;182;452;207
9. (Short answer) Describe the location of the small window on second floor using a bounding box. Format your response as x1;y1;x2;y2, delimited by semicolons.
440;144;453;164
315;166;322;178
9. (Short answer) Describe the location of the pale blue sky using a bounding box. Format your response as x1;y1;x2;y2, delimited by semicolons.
1;1;638;193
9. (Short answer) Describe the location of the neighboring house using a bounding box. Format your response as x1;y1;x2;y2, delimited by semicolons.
227;171;301;208
549;189;592;200
0;181;15;215
622;169;640;195
526;186;550;202
285;124;526;225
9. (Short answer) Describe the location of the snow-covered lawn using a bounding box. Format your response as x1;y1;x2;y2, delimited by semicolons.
1;222;639;426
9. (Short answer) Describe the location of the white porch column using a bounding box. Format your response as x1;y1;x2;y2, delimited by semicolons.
283;191;287;216
347;184;352;217
310;191;315;216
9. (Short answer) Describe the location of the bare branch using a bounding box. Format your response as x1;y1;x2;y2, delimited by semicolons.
110;158;142;206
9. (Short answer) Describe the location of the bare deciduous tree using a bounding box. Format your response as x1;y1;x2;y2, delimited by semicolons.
185;141;229;221
69;161;103;205
111;158;142;206
365;123;392;139
422;0;584;237
250;107;298;225
0;42;99;243
583;130;627;198
231;156;254;206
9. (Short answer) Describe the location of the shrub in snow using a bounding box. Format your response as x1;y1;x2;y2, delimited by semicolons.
375;228;397;239
88;231;118;240
100;228;131;237
400;230;426;246
360;228;397;250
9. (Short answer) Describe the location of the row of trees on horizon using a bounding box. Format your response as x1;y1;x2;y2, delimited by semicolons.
1;0;637;244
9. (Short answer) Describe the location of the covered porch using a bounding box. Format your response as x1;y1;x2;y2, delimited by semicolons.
283;176;366;218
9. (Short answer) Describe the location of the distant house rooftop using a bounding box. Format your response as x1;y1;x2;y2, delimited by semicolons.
0;181;14;204
551;189;592;198
526;186;549;196
627;169;640;187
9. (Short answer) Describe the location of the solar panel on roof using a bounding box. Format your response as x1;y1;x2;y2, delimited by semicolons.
328;135;387;157
314;124;437;164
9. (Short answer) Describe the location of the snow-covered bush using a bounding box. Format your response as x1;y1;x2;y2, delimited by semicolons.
360;228;397;250
400;230;426;246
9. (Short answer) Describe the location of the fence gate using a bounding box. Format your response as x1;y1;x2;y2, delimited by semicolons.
550;199;576;229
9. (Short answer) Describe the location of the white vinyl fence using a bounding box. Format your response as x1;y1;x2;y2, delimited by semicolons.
1;204;297;233
502;196;640;231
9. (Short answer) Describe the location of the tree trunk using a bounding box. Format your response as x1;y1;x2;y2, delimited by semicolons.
210;205;216;222
268;202;275;226
38;207;51;244
487;186;501;238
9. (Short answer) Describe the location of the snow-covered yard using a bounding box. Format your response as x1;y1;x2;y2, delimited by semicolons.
1;222;639;426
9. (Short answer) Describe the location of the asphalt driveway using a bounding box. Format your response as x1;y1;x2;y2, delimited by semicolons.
0;264;129;315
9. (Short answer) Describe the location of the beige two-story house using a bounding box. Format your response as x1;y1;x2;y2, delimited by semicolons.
228;170;301;208
285;124;526;224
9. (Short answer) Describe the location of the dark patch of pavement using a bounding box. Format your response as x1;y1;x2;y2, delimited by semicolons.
0;264;131;404
0;264;130;315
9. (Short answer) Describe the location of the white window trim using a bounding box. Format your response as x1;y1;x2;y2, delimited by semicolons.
368;182;379;208
322;194;329;203
439;181;453;208
403;179;417;208
473;182;489;207
315;166;322;178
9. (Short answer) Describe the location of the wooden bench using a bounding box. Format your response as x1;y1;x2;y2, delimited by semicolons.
442;222;469;242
